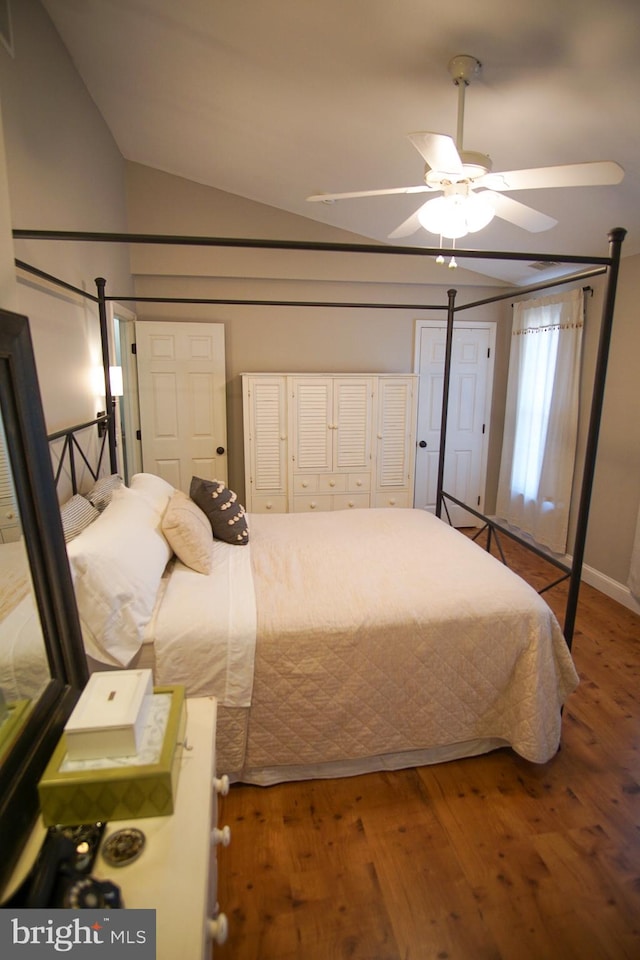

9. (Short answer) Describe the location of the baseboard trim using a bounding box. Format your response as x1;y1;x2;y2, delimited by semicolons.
580;563;640;615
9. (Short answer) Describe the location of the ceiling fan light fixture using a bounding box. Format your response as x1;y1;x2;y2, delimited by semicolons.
418;188;495;239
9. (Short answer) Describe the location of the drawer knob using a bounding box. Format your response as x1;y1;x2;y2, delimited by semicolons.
213;775;230;796
348;501;355;508
389;498;396;505
356;480;362;487
211;825;232;847
310;501;317;509
329;480;336;487
302;481;308;488
266;502;273;510
207;914;229;945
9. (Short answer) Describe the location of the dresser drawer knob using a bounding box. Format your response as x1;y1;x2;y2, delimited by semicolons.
310;501;317;509
329;480;336;487
207;913;229;945
211;825;232;847
213;775;230;796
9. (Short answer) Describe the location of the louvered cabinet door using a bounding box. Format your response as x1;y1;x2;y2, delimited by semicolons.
373;376;418;508
291;377;333;473
242;376;288;512
333;378;373;473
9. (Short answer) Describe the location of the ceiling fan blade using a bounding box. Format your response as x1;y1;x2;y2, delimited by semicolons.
479;161;624;192
484;191;557;232
387;202;431;240
407;132;463;176
306;185;433;203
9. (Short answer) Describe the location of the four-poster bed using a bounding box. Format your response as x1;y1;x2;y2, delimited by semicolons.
7;226;626;782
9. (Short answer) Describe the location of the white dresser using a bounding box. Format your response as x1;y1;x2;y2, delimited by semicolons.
242;372;418;513
3;696;229;959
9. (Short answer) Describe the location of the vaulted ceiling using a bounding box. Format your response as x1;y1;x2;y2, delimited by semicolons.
42;0;640;284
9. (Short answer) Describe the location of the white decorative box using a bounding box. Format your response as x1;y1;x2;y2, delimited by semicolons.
64;669;154;760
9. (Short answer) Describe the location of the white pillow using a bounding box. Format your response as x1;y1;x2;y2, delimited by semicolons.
161;490;214;574
129;473;174;517
67;485;172;667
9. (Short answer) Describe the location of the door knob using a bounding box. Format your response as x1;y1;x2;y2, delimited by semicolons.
418;440;427;448
216;446;225;455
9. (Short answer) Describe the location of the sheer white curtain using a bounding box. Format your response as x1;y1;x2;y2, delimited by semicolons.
496;288;584;554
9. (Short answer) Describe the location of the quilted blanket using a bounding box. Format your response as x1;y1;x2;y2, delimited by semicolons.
239;508;579;773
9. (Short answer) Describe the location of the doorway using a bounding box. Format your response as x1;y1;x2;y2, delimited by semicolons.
413;319;496;526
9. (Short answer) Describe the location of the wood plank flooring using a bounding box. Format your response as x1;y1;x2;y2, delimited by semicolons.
215;530;640;960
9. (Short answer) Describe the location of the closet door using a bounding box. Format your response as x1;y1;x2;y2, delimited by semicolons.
242;376;288;512
135;322;227;492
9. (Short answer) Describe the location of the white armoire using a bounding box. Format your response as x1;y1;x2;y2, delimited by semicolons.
242;373;418;513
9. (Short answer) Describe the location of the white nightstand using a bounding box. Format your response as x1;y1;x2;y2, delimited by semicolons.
3;696;230;959
92;696;230;957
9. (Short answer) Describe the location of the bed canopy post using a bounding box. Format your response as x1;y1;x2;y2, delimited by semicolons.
563;227;627;648
435;288;457;519
94;277;118;475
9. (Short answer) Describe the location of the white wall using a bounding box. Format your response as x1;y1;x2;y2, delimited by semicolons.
0;0;132;432
1;2;638;604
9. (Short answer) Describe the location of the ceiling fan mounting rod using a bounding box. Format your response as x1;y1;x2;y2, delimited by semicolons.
448;55;482;150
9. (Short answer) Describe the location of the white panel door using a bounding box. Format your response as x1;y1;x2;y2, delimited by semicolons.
135;322;227;492
414;322;494;526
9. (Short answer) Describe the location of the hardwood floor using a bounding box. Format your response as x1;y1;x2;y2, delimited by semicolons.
215;531;640;960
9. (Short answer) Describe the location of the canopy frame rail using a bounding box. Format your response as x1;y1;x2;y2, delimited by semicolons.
440;489;571;590
12;226;627;652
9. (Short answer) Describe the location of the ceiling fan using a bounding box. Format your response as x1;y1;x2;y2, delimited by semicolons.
307;55;624;242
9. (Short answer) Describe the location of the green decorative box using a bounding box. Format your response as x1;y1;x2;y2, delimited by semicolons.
38;685;186;827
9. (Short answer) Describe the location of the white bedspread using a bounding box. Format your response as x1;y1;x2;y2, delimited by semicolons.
242;508;579;769
152;538;257;705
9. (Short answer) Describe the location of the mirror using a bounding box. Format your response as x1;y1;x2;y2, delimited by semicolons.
0;415;50;719
0;308;88;894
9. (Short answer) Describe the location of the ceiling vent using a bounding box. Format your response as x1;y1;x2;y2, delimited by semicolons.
528;260;562;271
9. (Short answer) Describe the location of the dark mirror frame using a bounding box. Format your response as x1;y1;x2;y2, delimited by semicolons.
0;308;88;893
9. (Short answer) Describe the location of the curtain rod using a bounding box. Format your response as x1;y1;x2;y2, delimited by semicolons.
12;228;616;267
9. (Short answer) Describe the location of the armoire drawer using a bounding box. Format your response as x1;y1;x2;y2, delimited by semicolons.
250;495;288;513
332;493;370;510
293;494;334;512
372;491;412;508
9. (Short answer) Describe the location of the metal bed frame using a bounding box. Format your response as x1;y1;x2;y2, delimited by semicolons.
13;226;627;649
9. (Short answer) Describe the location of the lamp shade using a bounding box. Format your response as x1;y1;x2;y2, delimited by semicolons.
109;365;124;397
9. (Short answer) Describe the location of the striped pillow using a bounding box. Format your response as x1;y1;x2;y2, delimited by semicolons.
86;474;123;512
61;494;99;542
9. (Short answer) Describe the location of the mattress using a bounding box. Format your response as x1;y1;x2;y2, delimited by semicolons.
151;508;579;782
